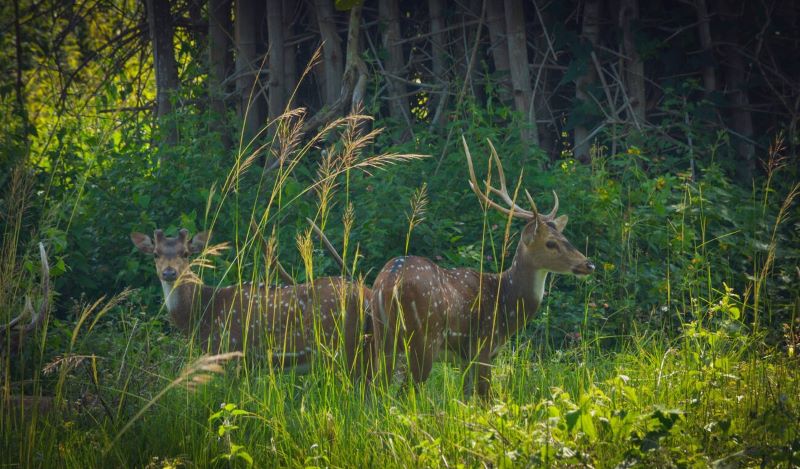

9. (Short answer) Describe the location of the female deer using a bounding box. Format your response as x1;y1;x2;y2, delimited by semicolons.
131;228;370;374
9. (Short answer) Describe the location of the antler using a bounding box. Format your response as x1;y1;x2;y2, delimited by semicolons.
463;136;560;221
1;243;51;351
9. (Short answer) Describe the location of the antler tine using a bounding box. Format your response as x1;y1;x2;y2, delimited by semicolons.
463;136;534;219
487;140;537;217
546;190;559;220
486;140;508;194
464;136;519;218
524;189;540;219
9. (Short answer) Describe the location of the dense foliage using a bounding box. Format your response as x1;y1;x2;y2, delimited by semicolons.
1;0;799;467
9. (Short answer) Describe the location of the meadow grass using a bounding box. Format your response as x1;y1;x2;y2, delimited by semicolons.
3;316;797;467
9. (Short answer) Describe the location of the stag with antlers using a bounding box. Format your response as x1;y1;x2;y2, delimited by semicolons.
371;137;595;397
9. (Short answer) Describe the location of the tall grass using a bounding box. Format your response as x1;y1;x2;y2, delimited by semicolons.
1;108;798;468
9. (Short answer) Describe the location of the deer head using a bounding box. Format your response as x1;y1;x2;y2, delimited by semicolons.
464;136;595;277
131;229;208;284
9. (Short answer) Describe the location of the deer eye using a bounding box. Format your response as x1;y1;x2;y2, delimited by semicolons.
154;253;160;259
545;241;559;250
181;252;189;258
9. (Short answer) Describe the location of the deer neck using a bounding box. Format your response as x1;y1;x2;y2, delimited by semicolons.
160;279;208;333
497;248;548;330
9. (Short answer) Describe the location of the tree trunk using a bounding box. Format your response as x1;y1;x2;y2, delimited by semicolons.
379;0;408;122
314;0;344;107
531;7;555;157
619;0;645;126
451;1;482;103
266;0;285;122
428;0;448;128
574;0;601;159
283;0;297;107
504;0;537;145
719;0;754;181
12;0;29;138
724;51;755;182
695;0;716;94
344;4;368;113
188;0;206;53
208;0;232;147
301;4;367;134
146;0;180;144
486;0;511;104
235;0;262;141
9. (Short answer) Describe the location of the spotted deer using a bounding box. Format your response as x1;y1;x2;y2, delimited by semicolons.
371;137;595;396
131;228;371;375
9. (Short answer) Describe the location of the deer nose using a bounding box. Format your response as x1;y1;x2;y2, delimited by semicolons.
572;260;595;276
162;267;178;281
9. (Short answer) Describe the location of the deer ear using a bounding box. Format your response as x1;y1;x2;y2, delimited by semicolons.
552;215;568;232
131;232;154;254
521;218;540;245
189;231;209;253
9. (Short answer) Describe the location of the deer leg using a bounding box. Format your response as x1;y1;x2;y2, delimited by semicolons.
473;350;493;398
407;335;434;386
463;349;493;398
371;290;402;388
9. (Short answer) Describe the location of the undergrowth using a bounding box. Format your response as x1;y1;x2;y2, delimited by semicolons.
1;101;799;467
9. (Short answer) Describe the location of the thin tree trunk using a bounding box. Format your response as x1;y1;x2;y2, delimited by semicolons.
619;0;645;126
188;0;206;53
344;4;368;113
468;0;486;105
574;0;601;159
719;0;754;181
452;1;482;103
486;0;511;104
146;0;180;144
301;4;367;134
314;0;344;107
724;52;755;182
266;0;285;122
532;3;556;156
695;0;716;94
235;0;262;141
428;0;448;128
208;0;231;147
12;0;28;140
283;0;297;107
504;0;537;145
379;0;408;121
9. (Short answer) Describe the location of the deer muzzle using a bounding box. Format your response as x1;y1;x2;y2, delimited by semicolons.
161;267;178;281
572;260;595;276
